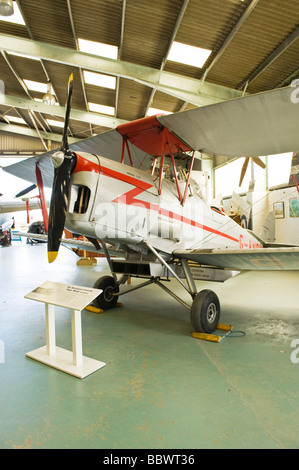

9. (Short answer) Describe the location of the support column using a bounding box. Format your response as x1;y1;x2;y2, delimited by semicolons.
45;303;56;356
71;309;83;366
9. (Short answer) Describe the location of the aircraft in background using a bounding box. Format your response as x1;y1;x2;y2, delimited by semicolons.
4;75;299;333
0;184;42;246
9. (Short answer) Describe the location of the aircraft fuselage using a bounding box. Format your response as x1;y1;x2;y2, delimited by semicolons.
65;152;262;254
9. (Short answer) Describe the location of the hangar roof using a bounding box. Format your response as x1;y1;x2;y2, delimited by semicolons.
0;0;298;152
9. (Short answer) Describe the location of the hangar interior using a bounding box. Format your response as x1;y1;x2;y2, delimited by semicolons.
1;0;299;449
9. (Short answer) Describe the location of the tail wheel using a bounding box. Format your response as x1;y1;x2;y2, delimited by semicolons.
191;289;220;333
93;276;119;310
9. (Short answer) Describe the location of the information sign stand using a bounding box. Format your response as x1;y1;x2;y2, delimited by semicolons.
25;281;105;378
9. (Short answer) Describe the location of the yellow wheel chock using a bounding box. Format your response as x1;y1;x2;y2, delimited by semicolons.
192;323;234;343
85;305;104;314
85;302;123;314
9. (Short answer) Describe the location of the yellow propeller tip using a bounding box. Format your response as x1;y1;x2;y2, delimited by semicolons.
68;73;73;84
48;251;58;263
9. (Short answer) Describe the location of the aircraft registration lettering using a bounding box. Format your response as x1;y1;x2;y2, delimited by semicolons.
239;234;261;249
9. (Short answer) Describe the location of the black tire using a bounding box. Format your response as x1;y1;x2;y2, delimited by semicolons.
93;276;119;310
191;289;220;333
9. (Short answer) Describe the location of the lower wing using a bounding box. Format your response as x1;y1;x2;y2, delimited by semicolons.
18;231;124;258
173;247;299;271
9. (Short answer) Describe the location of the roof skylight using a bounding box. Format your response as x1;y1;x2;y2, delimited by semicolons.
0;2;25;25
78;38;118;60
83;70;116;89
167;41;211;68
88;102;115;116
147;107;172;117
46;119;64;128
23;80;48;93
6;115;26;125
7;51;40;61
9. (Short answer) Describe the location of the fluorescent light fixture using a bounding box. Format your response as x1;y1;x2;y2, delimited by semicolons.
34;98;59;105
0;1;25;24
78;38;118;59
167;41;212;68
147;107;172;117
6;115;26;124
24;79;48;93
83;70;116;89
0;0;14;17
88;102;115;116
46;119;64;128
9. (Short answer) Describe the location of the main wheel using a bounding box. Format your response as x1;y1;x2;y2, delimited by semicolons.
93;275;119;310
191;289;220;333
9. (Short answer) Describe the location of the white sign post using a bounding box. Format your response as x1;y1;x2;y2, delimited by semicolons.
25;281;106;378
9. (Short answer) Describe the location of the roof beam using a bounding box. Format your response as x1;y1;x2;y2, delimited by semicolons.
145;0;190;114
202;0;260;82
0;33;243;106
66;0;92;137
276;67;299;88
238;25;299;90
0;121;80;144
1;94;127;128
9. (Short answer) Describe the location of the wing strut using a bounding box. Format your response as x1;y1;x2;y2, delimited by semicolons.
166;128;182;202
146;242;192;295
120;136;133;167
182;151;195;207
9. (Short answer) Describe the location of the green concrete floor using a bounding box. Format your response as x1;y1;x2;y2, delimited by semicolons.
1;240;299;449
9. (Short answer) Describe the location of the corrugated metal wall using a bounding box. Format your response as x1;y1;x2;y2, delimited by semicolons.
0;131;45;152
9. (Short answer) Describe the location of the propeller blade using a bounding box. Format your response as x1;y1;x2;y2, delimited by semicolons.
47;155;76;263
252;156;266;169
47;73;76;263
15;184;37;198
62;73;73;154
239;157;249;186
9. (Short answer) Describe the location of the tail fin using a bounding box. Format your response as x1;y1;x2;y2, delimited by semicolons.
259;211;276;243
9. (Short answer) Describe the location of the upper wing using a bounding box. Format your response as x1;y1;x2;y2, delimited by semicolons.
4;85;299;186
3;129;153;187
174;247;299;271
158;85;299;158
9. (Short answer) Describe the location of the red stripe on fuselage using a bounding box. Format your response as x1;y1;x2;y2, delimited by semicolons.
73;153;100;174
73;156;239;244
101;166;239;244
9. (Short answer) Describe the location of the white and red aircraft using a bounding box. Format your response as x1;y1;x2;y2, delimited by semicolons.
4;75;299;333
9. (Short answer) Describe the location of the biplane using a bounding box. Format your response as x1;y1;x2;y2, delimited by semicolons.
4;74;299;333
0;184;40;245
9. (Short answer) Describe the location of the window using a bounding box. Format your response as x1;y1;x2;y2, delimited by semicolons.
267;153;292;188
214;159;251;197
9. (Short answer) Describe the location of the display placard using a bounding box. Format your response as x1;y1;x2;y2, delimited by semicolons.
25;281;101;311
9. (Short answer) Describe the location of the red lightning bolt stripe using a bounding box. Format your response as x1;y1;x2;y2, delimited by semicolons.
73;156;239;244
